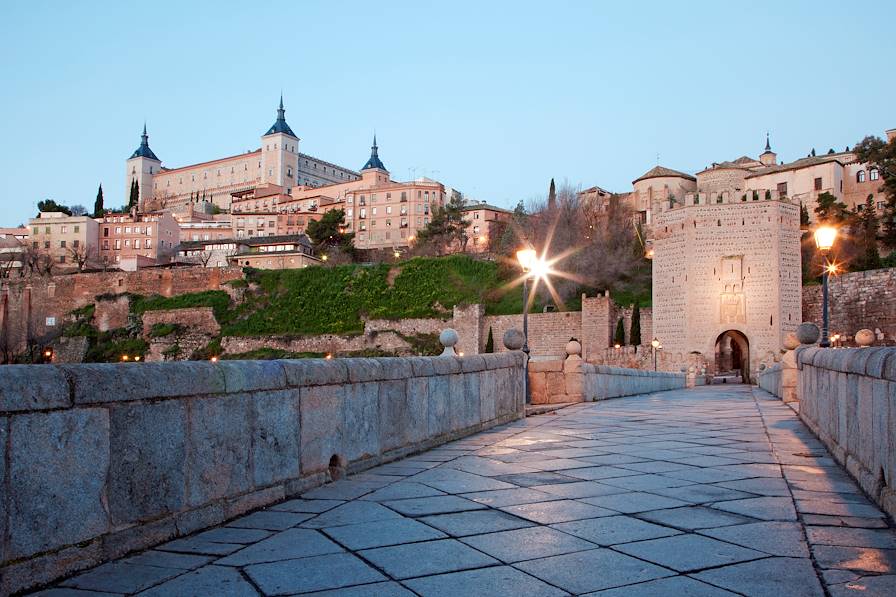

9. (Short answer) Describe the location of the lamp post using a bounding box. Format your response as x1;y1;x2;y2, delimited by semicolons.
814;225;838;348
516;248;538;404
651;337;660;371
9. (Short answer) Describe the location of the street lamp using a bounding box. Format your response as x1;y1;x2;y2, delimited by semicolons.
814;225;838;348
516;248;541;404
651;337;660;371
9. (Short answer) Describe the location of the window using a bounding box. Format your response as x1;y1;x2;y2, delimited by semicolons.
115;227;121;234
44;241;50;249
135;239;141;249
814;177;822;191
103;227;109;237
74;225;79;233
386;206;392;214
473;225;480;234
372;207;378;216
401;191;407;201
32;241;38;249
61;226;67;233
870;168;879;181
102;240;109;250
58;255;65;264
124;239;130;247
857;170;866;183
45;226;50;234
474;212;480;219
60;240;66;248
73;240;79;248
776;182;787;197
114;239;121;249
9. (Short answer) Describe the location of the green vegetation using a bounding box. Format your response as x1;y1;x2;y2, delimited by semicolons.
484;326;494;353
614;318;625;346
191;338;222;360
148;322;181;338
629;303;642;346
84;329;148;362
130;291;234;324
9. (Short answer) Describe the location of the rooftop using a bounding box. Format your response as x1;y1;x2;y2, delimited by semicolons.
633;165;696;184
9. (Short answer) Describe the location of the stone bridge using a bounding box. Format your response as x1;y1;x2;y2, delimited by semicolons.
1;348;894;595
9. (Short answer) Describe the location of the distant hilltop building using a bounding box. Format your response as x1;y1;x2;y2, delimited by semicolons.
125;97;359;212
582;129;895;228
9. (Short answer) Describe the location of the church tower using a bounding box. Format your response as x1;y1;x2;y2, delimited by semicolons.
125;124;161;211
261;96;299;186
360;134;390;185
760;132;777;166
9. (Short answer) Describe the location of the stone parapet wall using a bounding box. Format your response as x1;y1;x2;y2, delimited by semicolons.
0;353;525;594
583;364;686;400
795;346;896;518
802;267;896;344
481;311;582;358
757;362;783;397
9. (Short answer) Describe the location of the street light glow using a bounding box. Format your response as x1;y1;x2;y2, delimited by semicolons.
651;338;660;349
516;248;537;272
814;225;838;252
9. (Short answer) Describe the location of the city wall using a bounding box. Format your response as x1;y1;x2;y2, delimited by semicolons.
0;353;525;594
768;347;896;519
0;267;243;359
802;268;896;344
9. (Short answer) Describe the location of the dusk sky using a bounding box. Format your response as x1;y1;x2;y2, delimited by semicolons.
1;0;893;226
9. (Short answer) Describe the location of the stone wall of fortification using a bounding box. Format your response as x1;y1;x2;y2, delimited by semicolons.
801;267;896;344
0;267;243;361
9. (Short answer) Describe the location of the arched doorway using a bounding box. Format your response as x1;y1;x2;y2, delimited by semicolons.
714;330;750;383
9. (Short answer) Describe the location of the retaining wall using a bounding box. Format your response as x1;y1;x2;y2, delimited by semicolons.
795;346;896;519
582;364;686;400
0;353;525;594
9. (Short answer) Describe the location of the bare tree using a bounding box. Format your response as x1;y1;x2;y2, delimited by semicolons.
20;243;54;276
69;204;88;216
67;244;96;272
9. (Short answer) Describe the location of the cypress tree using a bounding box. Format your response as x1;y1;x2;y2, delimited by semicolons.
128;179;139;209
93;184;104;217
630;304;642;346
614;318;625;346
484;326;494;353
858;194;881;270
548;178;556;210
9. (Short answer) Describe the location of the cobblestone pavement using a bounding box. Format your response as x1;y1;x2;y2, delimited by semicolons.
36;386;896;596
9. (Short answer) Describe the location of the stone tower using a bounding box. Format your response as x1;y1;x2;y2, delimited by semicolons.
124;124;161;210
759;133;777;166
651;193;801;381
359;134;390;185
261;96;299;186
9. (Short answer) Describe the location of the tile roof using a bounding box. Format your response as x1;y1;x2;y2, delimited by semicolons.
633;165;696;184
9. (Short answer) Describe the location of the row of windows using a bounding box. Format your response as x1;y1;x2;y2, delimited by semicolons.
356;217;427;231
102;238;153;250
33;225;81;235
103;225;153;237
356;229;414;242
350;190;440;204
856;168;880;183
33;240;80;250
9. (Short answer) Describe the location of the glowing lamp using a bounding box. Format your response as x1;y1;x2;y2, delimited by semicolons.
814;225;837;252
651;338;660;349
516;248;537;272
121;355;129;361
210;356;218;363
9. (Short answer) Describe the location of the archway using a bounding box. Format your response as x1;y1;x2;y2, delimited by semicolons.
714;330;750;383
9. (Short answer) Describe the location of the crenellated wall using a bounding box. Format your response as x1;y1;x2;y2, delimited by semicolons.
0;353;525;594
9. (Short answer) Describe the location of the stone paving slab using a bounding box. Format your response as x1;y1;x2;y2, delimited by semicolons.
36;386;896;596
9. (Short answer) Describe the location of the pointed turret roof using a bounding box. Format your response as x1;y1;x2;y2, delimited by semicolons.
130;123;160;161
762;131;774;154
264;95;297;137
361;134;387;171
632;165;695;184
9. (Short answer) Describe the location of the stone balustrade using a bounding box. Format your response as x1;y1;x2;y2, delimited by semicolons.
0;353;525;594
794;346;896;518
583;364;686;400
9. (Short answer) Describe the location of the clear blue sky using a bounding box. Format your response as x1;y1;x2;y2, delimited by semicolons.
1;0;893;227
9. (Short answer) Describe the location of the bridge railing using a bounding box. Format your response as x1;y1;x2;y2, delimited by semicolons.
0;353;524;594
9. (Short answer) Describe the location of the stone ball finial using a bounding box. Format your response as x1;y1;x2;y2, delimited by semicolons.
759;363;767;371
565;339;582;357
855;329;874;347
783;332;800;351
503;328;525;351
796;322;821;345
439;328;459;356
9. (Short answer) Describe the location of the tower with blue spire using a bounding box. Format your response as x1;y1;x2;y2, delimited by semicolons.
760;131;777;166
361;134;387;171
359;134;390;185
261;95;299;186
125;123;161;211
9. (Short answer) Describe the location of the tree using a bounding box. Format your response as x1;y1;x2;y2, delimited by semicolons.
414;194;470;255
67;243;95;272
614;318;625;346
814;192;850;224
855;195;881;270
93;184;104;217
630;303;642;346
548;178;557;210
800;202;810;227
69;204;87;216
484;326;494;353
853;134;896;248
36;199;71;216
128;179;139;210
305;209;355;258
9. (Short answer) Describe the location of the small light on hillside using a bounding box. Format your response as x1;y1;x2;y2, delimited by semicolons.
210;356;218;363
121;355;129;361
134;356;141;362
